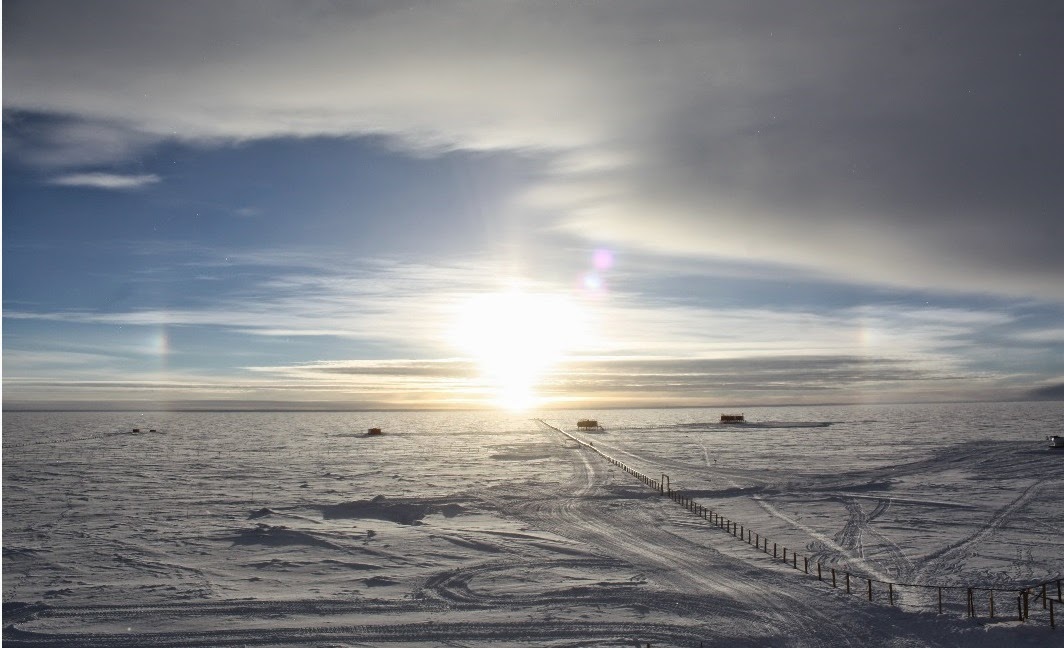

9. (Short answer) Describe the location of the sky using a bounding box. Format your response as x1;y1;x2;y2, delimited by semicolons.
3;0;1063;410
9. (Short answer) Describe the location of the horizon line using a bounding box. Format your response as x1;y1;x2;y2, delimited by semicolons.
5;396;1062;414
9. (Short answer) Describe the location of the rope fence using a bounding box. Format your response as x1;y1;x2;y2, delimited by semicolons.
536;419;1060;629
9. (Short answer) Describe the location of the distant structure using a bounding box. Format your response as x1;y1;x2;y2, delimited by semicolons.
367;428;383;436
577;419;603;430
720;414;745;424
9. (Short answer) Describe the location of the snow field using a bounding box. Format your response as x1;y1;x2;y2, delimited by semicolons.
4;404;1063;646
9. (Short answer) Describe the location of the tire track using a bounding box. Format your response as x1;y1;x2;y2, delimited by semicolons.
521;425;888;647
915;478;1047;584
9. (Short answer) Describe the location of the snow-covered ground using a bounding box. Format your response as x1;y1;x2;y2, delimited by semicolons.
3;402;1063;646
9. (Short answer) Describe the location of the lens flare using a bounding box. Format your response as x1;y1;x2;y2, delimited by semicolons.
593;248;614;270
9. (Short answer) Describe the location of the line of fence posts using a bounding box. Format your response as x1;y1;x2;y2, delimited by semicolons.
539;421;1060;630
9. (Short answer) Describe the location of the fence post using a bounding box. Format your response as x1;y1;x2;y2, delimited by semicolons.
966;588;973;618
793;553;797;569
845;572;851;594
939;588;943;615
1024;589;1030;620
888;582;894;606
817;563;822;581
774;543;778;558
783;547;787;561
989;590;994;618
867;579;873;601
1044;584;1049;610
832;568;836;588
804;557;808;574
1050;599;1056;630
1018;593;1023;622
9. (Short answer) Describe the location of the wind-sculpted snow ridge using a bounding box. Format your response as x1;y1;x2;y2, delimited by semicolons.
535;419;1064;631
317;495;465;525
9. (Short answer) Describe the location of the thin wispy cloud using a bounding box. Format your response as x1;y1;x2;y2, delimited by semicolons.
4;2;1062;408
5;1;1061;298
48;172;161;190
5;249;1050;407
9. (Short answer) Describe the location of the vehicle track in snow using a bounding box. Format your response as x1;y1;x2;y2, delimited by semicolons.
820;497;915;583
692;440;906;582
512;427;927;647
7;423;1033;647
914;477;1049;586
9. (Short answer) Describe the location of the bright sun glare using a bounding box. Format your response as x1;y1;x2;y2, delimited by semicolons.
452;290;587;411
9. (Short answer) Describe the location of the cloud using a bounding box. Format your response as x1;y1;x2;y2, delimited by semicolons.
4;251;1016;365
1012;328;1064;344
1;349;117;369
265;359;477;379
1027;383;1064;401
7;244;1046;406
4;114;161;168
538;354;975;406
3;254;544;356
5;1;1062;299
48;172;161;190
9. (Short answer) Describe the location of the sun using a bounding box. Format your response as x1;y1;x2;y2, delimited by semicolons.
451;289;586;410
